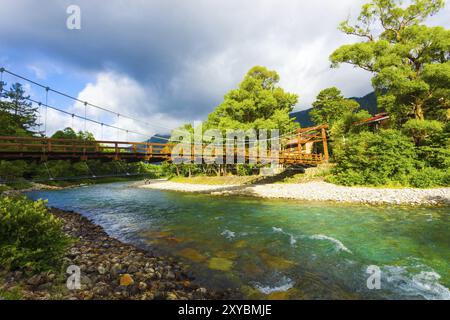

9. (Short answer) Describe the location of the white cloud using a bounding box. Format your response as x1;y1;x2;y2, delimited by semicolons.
44;71;183;140
2;0;449;125
27;65;46;79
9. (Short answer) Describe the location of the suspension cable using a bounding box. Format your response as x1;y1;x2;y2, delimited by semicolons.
84;161;96;178
0;67;4;97
0;89;152;138
0;67;302;142
43;162;54;181
84;102;87;133
44;87;49;136
1;67;174;133
6;87;301;144
0;69;303;143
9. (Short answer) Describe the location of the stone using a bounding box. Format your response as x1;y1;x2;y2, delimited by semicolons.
178;248;207;263
267;291;289;300
37;282;53;291
208;257;234;271
141;292;154;300
81;275;93;289
234;240;246;248
46;273;56;281
166;271;176;280
93;282;110;297
97;265;107;275
166;292;178;300
127;264;139;273
259;252;296;270
27;274;43;286
119;274;134;286
138;282;147;291
197;287;207;294
110;263;123;276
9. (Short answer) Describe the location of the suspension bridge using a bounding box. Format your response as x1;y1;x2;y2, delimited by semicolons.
0;67;328;166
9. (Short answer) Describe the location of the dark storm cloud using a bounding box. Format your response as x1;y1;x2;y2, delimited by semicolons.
1;0;449;123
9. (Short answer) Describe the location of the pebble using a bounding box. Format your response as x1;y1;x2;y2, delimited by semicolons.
0;208;235;300
119;274;134;286
140;181;450;205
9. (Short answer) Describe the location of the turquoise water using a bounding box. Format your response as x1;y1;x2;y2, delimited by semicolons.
27;182;450;300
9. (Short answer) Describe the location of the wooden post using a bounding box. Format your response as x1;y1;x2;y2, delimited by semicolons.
321;127;329;162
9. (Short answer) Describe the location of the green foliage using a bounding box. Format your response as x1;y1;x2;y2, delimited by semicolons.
204;66;299;135
235;164;255;176
0;197;71;271
0;160;29;181
131;162;165;178
416;122;450;168
409;167;448;188
330;110;372;138
0;109;30;136
331;0;449;124
0;83;39;133
330;128;449;187
309;87;360;126
329;110;372;158
402;119;443;145
51;127;78;140
330;130;419;186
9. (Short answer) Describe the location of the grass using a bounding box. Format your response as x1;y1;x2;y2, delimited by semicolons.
0;184;12;193
277;163;334;184
3;181;34;190
0;285;23;300
169;175;258;185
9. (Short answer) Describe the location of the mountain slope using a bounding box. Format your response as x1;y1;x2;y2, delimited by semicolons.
146;134;170;144
290;92;378;127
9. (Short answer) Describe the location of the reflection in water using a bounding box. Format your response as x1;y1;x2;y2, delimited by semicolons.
27;182;450;300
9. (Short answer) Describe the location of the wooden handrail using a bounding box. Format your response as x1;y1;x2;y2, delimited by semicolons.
0;135;325;164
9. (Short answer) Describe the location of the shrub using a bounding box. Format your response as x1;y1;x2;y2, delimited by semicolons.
0;160;29;181
403;119;443;146
235;164;256;176
409;167;449;188
416;123;450;169
331;130;419;186
0;197;71;272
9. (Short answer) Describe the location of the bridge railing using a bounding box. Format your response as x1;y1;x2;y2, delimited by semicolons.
0;136;324;164
0;136;172;159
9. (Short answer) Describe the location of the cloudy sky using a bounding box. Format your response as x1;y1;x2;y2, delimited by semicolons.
1;0;449;140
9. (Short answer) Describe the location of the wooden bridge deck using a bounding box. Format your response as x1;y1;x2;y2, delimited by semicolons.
0;135;326;165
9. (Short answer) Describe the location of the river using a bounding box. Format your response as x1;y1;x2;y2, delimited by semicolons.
27;181;450;300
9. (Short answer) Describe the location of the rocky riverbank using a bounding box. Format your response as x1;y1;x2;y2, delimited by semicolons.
0;208;234;300
139;180;450;206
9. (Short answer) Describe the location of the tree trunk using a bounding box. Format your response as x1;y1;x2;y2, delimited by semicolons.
414;102;425;120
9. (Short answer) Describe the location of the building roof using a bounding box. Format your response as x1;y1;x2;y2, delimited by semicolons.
353;113;390;126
